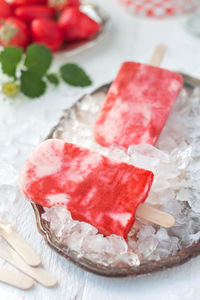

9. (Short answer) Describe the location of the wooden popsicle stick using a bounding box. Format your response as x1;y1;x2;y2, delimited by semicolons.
136;203;175;228
0;266;34;290
149;44;166;67
146;44;174;227
138;45;170;227
0;219;40;267
0;242;57;287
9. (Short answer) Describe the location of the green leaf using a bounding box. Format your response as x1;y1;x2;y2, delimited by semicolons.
24;43;52;77
60;64;92;87
0;46;23;78
46;73;59;85
20;70;46;98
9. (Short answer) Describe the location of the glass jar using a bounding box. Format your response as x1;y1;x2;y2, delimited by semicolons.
119;0;198;17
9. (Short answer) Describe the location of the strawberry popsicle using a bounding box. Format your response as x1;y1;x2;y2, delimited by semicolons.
20;139;154;239
94;62;183;149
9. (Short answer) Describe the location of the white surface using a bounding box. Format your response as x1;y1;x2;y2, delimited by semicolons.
0;1;200;299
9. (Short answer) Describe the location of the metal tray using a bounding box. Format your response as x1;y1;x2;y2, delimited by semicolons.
32;72;200;277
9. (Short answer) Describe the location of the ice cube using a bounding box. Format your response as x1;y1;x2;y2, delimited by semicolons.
157;136;177;152
137;225;156;240
188;191;200;213
170;143;192;170
42;205;72;224
82;234;107;254
105;235;128;255
138;236;159;258
66;231;84;252
129;151;159;172
108;145;130;163
128;144;169;163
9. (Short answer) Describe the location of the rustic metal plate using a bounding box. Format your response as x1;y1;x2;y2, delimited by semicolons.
32;73;200;277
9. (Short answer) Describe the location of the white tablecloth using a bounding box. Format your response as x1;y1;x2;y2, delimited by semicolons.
0;1;200;299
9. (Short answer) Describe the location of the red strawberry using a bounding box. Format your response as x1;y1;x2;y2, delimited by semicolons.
0;17;30;48
10;0;47;7
58;7;101;42
31;18;64;51
0;0;13;19
14;5;55;23
48;0;79;12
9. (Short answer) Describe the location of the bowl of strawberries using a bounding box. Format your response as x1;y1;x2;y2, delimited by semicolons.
0;0;110;54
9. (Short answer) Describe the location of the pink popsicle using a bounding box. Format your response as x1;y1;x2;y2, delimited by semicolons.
20;139;153;238
94;62;183;149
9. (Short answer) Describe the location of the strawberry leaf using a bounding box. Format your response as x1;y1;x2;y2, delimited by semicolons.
46;73;59;85
20;70;46;98
24;43;52;77
60;64;92;87
0;46;23;78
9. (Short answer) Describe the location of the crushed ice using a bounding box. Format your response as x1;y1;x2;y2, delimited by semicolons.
41;87;200;266
42;206;139;267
